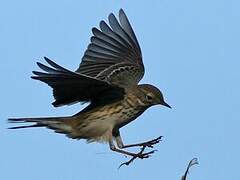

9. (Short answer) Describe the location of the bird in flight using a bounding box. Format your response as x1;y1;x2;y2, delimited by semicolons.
9;9;171;166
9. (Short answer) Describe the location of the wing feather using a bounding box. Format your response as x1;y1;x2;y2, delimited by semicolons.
31;9;143;107
77;9;144;88
32;57;124;107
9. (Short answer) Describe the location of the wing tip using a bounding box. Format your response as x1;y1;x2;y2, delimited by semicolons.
8;118;20;122
108;12;117;23
52;101;61;107
44;56;50;61
43;56;57;68
108;12;115;19
119;8;125;16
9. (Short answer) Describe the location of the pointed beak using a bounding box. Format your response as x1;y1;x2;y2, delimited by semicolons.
161;101;172;109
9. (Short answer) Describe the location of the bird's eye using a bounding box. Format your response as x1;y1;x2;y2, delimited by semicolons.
146;94;153;101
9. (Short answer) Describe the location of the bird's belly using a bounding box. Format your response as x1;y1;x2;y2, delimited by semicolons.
76;104;144;142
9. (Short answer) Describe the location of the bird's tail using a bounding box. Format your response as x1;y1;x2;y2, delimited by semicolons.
8;117;75;138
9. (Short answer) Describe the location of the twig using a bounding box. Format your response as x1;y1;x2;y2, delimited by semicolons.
181;158;199;180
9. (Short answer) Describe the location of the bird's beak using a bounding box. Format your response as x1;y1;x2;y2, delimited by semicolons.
161;101;172;109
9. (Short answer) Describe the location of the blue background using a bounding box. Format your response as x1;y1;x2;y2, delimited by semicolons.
1;0;239;179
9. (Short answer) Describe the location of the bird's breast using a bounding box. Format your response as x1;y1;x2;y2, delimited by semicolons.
77;96;147;132
110;97;146;129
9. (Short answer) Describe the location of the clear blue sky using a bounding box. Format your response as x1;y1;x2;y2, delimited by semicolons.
1;0;239;180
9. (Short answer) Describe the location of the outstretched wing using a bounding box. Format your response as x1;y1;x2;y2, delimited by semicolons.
77;9;144;88
32;57;124;107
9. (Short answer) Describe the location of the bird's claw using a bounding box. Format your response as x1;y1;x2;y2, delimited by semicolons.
118;147;158;168
137;150;156;158
137;136;163;148
118;149;155;168
117;136;162;168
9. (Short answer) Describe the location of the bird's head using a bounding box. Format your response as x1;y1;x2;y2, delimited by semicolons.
137;84;171;108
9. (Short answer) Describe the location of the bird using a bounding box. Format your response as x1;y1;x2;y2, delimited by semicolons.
9;9;171;166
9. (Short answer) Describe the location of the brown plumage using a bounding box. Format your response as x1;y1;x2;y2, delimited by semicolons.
9;9;171;166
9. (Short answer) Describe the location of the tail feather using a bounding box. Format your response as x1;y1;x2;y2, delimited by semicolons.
8;124;44;129
8;117;74;137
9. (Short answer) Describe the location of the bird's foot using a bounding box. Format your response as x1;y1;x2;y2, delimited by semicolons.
136;136;163;148
114;136;163;168
118;146;157;168
122;136;163;149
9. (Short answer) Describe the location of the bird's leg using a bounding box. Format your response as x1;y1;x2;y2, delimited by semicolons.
109;140;154;158
115;131;162;149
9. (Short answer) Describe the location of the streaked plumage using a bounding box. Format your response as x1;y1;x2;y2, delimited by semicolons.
9;9;171;165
